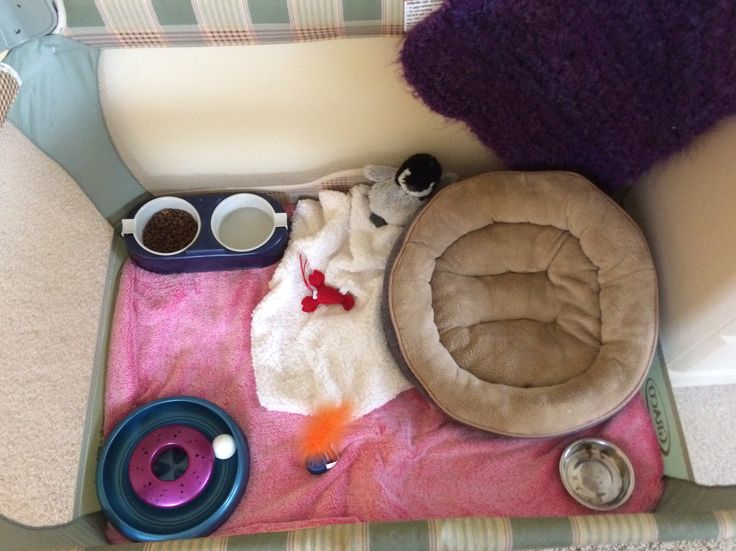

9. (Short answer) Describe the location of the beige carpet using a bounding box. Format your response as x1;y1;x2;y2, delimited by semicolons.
0;123;113;526
673;384;736;486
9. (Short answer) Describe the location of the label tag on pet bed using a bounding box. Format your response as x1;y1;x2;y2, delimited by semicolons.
403;0;443;32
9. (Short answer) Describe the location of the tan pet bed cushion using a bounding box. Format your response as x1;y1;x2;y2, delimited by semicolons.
385;171;658;437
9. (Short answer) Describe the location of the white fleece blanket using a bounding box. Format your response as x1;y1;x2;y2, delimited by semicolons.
251;185;411;418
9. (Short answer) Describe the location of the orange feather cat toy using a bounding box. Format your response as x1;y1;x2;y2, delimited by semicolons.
299;402;353;474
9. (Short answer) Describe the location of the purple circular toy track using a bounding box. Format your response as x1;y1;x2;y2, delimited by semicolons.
128;425;214;508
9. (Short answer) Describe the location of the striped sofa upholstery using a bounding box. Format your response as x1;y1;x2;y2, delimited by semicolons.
62;0;407;47
45;510;736;550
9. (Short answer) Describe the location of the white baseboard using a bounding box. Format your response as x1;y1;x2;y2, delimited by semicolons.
665;334;736;387
667;366;736;387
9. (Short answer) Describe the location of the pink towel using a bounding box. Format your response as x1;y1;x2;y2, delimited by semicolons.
105;261;664;541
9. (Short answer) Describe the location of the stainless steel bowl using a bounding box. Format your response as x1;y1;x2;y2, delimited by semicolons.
559;438;635;511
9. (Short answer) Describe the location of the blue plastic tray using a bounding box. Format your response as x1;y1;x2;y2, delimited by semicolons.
122;193;289;274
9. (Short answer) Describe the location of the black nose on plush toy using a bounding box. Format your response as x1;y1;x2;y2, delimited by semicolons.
395;154;442;196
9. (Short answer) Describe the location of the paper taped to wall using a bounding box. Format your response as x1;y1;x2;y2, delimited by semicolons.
404;0;443;32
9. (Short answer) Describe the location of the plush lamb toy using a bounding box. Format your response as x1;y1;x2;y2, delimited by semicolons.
365;153;450;227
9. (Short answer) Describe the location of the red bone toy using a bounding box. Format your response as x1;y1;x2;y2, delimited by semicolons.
299;256;355;313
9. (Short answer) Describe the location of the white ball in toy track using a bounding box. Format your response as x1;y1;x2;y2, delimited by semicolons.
212;434;236;460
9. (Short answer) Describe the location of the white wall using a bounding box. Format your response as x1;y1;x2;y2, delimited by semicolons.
625;117;736;386
99;37;501;193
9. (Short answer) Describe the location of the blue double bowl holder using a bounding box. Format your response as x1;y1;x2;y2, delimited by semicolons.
121;193;289;274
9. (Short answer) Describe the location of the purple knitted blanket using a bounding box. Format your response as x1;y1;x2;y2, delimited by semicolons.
401;0;736;191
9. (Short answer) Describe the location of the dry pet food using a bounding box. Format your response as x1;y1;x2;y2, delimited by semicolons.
142;209;198;253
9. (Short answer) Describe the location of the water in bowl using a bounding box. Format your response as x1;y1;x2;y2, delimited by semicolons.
218;207;274;250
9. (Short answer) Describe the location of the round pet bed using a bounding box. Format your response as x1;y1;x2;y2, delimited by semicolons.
384;171;658;437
